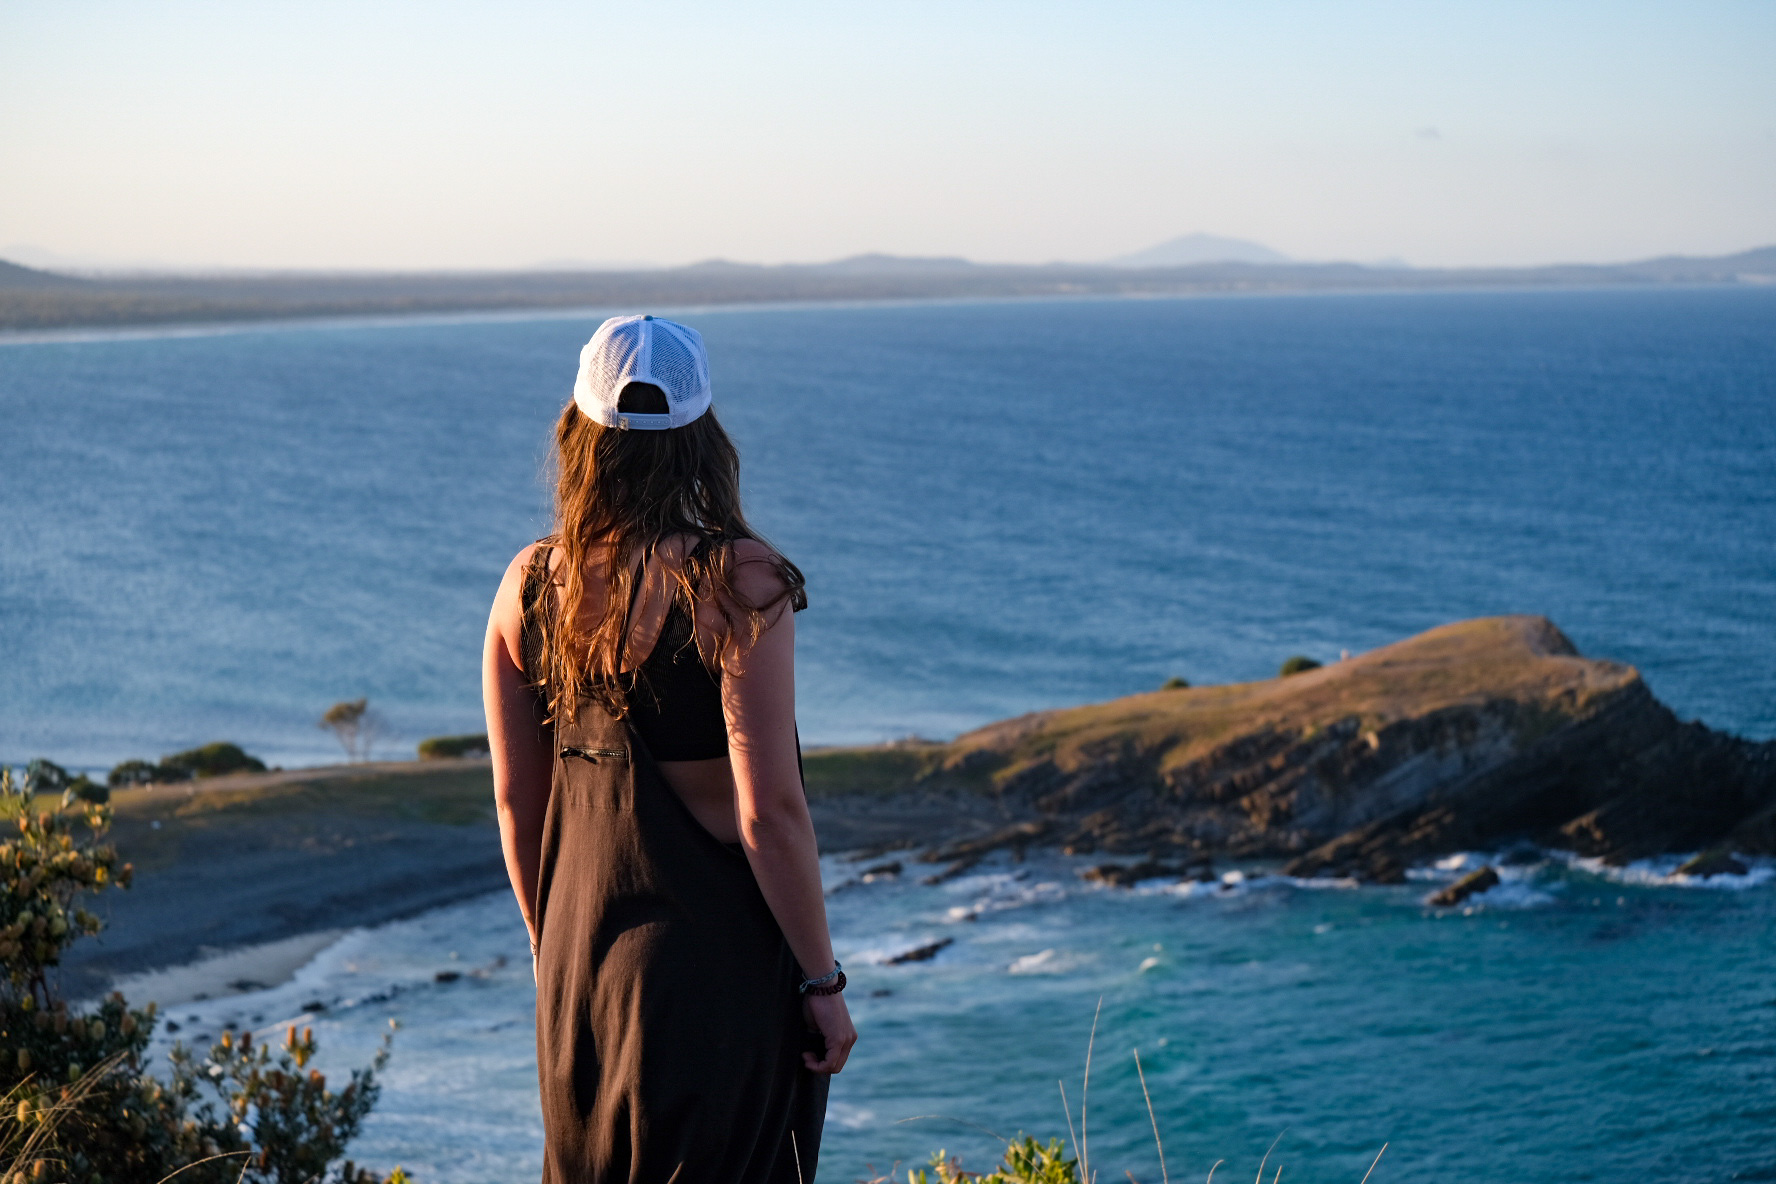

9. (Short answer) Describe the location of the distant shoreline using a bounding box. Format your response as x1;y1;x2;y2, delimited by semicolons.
4;245;1772;333
4;280;1772;352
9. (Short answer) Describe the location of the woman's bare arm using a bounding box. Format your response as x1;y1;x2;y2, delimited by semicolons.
484;545;555;951
718;542;857;1073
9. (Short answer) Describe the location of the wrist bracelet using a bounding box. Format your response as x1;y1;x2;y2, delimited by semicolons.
798;960;844;995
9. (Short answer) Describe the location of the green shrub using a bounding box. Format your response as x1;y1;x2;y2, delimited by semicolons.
416;734;490;760
1159;676;1190;690
106;759;161;788
66;776;107;805
910;1136;1078;1184
0;767;400;1184
159;742;266;779
1279;655;1323;677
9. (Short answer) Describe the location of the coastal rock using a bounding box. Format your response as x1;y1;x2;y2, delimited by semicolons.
1674;850;1749;879
1080;859;1208;888
807;615;1776;882
1426;866;1500;907
885;938;954;965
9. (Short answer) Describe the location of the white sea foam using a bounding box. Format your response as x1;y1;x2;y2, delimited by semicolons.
826;1102;879;1131
1463;879;1560;910
1006;948;1092;975
1560;851;1775;890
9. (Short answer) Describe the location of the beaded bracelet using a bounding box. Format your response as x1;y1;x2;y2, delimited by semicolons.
798;960;845;995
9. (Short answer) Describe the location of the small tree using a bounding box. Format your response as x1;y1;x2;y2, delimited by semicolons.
319;700;384;763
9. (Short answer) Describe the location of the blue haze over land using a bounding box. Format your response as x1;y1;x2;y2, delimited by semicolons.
2;287;1773;767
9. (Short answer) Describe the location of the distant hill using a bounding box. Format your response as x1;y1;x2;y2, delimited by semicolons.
2;244;1772;332
1108;233;1291;267
0;258;90;291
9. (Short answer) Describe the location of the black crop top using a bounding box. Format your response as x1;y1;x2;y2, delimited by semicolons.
621;598;728;761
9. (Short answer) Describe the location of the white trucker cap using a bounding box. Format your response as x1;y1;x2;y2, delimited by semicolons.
572;314;712;430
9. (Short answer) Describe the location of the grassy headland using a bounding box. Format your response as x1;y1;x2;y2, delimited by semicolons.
64;614;1776;995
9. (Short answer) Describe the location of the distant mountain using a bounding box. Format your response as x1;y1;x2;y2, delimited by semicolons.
0;258;89;290
1108;233;1291;268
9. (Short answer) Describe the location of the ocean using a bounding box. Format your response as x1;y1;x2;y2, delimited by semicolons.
6;287;1776;1180
3;287;1773;767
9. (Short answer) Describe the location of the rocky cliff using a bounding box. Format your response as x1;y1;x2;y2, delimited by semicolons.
806;616;1776;881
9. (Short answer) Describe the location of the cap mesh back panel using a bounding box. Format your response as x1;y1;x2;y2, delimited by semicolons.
597;322;644;396
649;323;702;406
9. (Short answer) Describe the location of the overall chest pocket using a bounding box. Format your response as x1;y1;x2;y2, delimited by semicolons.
556;745;633;811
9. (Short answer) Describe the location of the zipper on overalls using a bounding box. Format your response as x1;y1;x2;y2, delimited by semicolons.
560;745;628;763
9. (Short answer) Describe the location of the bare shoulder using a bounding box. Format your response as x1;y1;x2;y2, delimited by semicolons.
489;542;551;644
725;538;800;605
496;542;546;602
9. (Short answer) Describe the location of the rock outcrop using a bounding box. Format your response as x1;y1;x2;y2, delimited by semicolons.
1426;866;1500;906
808;616;1776;881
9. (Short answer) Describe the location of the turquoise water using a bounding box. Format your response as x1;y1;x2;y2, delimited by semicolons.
147;850;1776;1182
3;287;1774;767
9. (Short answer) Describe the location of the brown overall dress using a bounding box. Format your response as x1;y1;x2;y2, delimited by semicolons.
522;555;828;1184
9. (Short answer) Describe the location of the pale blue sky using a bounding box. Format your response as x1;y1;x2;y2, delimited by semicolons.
2;1;1772;270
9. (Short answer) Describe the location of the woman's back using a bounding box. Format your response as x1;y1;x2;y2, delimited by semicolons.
522;533;759;843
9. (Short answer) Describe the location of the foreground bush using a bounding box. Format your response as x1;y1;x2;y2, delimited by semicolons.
908;1136;1078;1184
1278;655;1322;676
0;767;398;1183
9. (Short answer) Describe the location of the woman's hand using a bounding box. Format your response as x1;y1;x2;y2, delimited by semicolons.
801;992;857;1074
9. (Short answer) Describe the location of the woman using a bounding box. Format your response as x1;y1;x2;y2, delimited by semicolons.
483;314;855;1183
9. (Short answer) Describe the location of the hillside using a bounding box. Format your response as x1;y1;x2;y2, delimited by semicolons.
808;615;1776;881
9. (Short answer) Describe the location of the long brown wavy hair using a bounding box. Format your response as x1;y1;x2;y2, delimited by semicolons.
530;389;806;725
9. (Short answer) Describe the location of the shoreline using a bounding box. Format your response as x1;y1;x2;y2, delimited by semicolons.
60;756;1003;1001
101;929;347;1008
90;840;1773;1010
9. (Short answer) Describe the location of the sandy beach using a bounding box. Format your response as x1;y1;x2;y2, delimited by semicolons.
64;754;1001;1004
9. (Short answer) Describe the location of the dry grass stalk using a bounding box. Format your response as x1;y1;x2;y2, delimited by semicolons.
1253;1131;1285;1184
1081;997;1102;1184
1059;1080;1081;1173
1357;1144;1388;1184
1131;1048;1169;1184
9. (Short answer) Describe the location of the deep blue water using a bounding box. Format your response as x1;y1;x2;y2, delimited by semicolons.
3;287;1773;768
